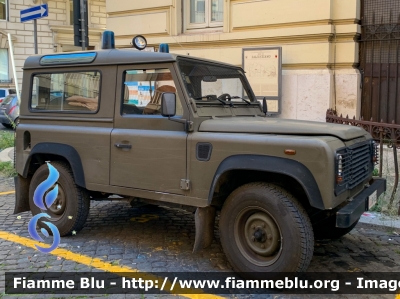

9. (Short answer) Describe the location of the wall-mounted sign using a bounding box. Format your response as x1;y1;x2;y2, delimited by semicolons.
242;47;282;114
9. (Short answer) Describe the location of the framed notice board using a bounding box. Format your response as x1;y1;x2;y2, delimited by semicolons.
242;47;282;114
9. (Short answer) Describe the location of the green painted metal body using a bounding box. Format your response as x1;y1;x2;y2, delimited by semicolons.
16;49;376;214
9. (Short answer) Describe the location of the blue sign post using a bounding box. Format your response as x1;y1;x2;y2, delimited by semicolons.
20;4;49;54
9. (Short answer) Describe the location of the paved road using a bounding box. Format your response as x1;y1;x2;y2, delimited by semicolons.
0;176;399;298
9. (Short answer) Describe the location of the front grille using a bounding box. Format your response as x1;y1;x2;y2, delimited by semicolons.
336;141;373;194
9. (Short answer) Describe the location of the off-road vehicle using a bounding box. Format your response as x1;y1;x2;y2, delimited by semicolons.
14;32;386;276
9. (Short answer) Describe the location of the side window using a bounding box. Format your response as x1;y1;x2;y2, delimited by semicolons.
122;68;183;116
31;71;100;112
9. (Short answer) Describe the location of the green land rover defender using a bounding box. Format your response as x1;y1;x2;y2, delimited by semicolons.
14;33;386;276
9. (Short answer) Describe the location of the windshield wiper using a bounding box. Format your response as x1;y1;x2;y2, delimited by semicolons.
194;95;233;107
231;96;251;105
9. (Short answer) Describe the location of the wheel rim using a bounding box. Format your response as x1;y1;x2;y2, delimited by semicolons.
43;184;67;219
234;207;282;266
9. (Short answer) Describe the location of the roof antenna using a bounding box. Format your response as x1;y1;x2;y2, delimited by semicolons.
170;35;189;55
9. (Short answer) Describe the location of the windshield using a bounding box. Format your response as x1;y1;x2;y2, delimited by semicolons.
177;58;256;105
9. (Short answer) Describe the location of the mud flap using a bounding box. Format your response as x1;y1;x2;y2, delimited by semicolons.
14;175;31;214
193;206;216;253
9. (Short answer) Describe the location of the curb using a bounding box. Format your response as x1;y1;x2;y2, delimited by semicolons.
0;147;13;163
359;211;400;229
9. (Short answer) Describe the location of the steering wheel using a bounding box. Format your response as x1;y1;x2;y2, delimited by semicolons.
218;93;231;101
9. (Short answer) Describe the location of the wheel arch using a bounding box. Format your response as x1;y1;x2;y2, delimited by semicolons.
208;155;325;210
22;143;85;188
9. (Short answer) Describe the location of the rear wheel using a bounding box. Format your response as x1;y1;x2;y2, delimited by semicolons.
29;161;90;236
219;182;314;278
2;123;12;129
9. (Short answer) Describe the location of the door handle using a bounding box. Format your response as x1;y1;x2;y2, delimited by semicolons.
114;143;132;149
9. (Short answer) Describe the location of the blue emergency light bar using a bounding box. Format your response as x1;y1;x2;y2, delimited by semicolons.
159;43;169;53
101;30;115;50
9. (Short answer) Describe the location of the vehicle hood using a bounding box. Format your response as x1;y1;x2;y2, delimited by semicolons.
198;117;368;141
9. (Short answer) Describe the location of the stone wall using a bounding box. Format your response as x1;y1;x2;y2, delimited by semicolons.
0;0;106;90
107;0;362;122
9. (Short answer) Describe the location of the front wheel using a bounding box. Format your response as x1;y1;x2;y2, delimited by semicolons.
219;182;314;277
29;162;90;236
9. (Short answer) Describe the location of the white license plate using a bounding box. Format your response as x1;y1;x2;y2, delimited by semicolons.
368;190;378;210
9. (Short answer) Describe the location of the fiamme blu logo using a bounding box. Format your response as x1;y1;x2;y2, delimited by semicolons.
28;162;61;253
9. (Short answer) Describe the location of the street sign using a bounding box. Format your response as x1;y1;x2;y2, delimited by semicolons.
20;4;49;23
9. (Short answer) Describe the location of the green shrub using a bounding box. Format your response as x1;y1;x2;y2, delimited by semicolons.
0;161;16;177
0;131;14;150
0;130;15;177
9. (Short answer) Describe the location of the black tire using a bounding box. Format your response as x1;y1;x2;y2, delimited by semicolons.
29;162;90;236
219;182;314;277
313;215;359;240
2;123;12;129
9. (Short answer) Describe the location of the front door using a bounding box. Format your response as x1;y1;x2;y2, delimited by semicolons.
110;63;189;195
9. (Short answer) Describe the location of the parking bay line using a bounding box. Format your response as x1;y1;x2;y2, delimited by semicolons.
0;230;224;299
0;191;15;195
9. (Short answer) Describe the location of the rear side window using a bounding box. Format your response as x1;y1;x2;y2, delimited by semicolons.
31;71;101;113
0;90;5;97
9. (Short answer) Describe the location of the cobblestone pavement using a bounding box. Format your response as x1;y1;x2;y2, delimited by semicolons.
0;177;399;299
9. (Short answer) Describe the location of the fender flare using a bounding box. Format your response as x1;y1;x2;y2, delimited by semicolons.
208;154;325;210
23;143;86;188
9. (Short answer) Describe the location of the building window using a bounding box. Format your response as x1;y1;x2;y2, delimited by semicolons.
0;49;8;80
186;0;223;30
0;0;8;21
68;0;90;26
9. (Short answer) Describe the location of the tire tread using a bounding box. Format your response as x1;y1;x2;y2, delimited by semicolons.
52;161;90;235
220;182;314;273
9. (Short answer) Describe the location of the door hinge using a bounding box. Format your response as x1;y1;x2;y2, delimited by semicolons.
180;179;190;190
186;121;194;132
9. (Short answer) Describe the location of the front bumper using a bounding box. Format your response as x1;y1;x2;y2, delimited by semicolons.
336;178;386;228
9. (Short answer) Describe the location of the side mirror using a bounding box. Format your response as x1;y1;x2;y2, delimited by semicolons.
161;92;176;117
262;97;268;116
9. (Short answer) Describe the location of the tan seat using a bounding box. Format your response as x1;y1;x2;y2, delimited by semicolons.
143;85;176;115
